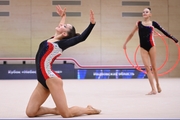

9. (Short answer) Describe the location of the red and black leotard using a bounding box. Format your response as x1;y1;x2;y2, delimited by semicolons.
137;21;178;52
35;23;95;89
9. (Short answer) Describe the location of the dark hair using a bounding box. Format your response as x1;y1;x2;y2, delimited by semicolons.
64;26;80;39
147;7;151;11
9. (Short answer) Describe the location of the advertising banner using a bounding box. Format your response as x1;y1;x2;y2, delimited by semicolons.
0;64;147;79
0;63;76;79
77;69;147;79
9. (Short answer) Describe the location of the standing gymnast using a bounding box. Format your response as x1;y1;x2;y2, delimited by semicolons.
26;5;101;118
123;8;179;95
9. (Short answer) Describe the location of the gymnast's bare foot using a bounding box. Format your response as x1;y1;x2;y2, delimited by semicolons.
146;90;157;95
157;84;162;93
87;105;101;115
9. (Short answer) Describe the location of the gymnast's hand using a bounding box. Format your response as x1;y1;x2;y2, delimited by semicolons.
56;5;66;17
176;41;179;44
123;43;127;49
90;10;96;24
176;41;180;48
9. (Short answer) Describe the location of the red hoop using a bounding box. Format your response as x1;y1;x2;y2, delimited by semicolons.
133;31;169;74
124;32;180;76
158;43;180;76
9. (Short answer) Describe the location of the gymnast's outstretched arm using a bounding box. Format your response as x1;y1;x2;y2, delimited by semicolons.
153;21;178;43
56;5;66;25
58;10;96;50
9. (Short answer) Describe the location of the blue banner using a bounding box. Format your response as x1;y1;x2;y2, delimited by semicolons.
77;69;147;79
0;64;147;79
0;64;76;79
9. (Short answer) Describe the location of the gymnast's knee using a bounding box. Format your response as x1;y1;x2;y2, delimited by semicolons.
144;66;151;73
151;66;156;72
26;107;37;117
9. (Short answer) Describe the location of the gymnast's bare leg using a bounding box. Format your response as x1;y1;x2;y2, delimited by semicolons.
140;47;157;95
26;79;101;118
